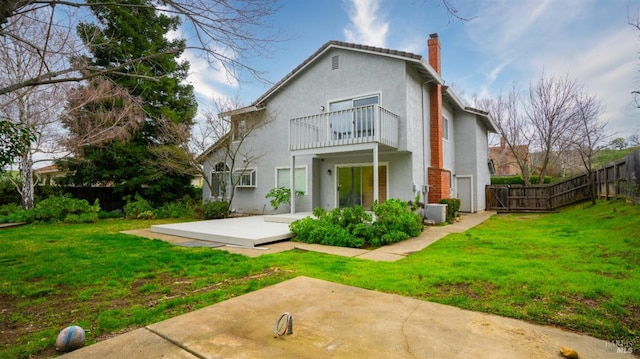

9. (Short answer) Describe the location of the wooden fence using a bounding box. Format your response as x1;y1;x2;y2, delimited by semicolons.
486;150;640;212
486;174;590;212
594;151;640;202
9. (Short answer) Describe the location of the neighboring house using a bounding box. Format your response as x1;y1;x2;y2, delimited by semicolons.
33;164;66;186
488;139;529;176
200;34;497;214
33;164;204;188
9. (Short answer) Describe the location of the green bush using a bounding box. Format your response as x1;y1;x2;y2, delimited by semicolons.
123;194;153;219
202;200;228;219
0;204;29;224
491;176;552;185
371;199;423;243
30;195;100;223
290;199;423;248
0;203;21;216
439;198;461;224
265;187;305;210
154;200;195;219
289;216;365;248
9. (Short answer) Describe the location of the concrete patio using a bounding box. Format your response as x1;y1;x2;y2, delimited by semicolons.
131;211;496;262
59;276;633;359
150;213;310;247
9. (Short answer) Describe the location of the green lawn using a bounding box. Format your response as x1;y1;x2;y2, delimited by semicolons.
1;200;638;358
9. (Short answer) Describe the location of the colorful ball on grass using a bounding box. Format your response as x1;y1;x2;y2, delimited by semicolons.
55;325;85;352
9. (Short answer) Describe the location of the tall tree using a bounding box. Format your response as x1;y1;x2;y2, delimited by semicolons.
58;0;198;204
572;92;607;204
475;83;534;185
525;73;581;184
0;0;283;96
0;7;68;209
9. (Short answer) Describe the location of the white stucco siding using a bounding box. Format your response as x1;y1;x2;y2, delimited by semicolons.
442;103;455;180
475;118;490;211
453;112;478;212
405;65;429;199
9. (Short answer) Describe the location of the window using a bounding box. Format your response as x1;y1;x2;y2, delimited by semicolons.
443;117;449;141
211;162;231;198
276;167;307;194
329;94;379;140
232;119;247;141
234;168;256;187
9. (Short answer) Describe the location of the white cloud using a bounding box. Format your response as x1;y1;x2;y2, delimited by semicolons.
457;0;639;136
343;0;389;47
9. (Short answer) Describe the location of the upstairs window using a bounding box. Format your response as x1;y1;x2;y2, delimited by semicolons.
329;94;380;140
443;116;449;141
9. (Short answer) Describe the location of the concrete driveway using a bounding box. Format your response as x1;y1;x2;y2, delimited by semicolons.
59;277;632;359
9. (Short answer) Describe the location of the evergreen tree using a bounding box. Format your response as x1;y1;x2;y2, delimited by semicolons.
59;0;197;204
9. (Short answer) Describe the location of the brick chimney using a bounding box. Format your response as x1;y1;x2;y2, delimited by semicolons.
427;33;441;75
427;33;450;203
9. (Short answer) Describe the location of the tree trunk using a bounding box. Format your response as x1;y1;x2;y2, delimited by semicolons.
19;150;34;210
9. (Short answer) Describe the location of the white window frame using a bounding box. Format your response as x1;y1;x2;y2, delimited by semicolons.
275;166;307;194
211;162;231;199
234;168;257;188
443;116;450;141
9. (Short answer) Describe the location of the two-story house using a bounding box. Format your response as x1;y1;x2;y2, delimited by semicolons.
200;34;497;215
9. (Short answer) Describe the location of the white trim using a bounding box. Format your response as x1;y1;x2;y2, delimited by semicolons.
443;116;450;142
234;167;257;188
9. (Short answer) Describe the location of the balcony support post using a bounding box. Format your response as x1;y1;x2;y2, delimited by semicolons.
373;143;379;204
290;154;296;214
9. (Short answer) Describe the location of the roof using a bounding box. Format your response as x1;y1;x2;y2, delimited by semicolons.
33;164;62;173
442;87;498;133
251;40;444;108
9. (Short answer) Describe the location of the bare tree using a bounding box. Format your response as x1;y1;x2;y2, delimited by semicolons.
0;0;283;96
525;73;581;184
0;8;70;209
475;83;534;184
193;97;273;211
571;92;607;204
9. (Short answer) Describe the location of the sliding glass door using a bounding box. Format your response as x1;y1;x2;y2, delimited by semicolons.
337;165;387;209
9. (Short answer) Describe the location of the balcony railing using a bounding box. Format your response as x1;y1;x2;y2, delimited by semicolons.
289;105;399;151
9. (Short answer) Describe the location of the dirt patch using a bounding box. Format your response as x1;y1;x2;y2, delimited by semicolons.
1;267;292;358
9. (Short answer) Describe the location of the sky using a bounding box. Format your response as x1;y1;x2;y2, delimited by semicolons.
185;0;640;139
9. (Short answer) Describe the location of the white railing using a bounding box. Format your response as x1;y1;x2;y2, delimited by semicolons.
289;105;399;151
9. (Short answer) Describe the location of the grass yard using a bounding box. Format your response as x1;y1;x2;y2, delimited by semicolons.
1;200;639;358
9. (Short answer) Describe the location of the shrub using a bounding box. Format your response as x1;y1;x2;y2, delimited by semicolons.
439;198;461;224
0;203;21;216
290;199;423;248
371;199;424;241
265;187;305;210
202;200;228;219
0;204;29;224
154;200;195;219
289;216;364;248
123;194;153;219
30;195;100;223
491;176;552;185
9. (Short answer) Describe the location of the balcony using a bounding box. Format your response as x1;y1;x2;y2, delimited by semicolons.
289;105;399;151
